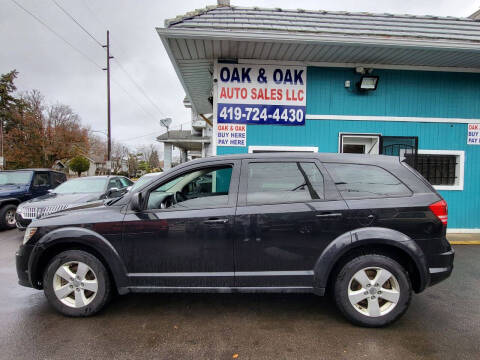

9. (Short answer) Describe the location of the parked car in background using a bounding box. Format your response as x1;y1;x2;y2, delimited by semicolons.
16;153;453;327
15;175;133;229
129;172;163;192
0;169;66;230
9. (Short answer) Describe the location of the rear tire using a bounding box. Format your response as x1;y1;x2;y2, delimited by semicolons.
333;254;412;327
43;250;111;317
0;204;17;230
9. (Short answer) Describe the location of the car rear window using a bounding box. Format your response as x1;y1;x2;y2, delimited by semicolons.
325;163;412;199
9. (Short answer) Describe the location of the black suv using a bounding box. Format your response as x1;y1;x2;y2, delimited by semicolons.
0;169;66;229
16;153;454;327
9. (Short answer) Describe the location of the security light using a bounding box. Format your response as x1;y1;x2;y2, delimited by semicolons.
357;76;379;91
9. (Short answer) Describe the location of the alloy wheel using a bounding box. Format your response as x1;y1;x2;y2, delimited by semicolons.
5;209;16;225
347;267;400;317
53;261;98;308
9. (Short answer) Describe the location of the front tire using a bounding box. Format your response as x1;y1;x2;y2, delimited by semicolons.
43;250;111;317
0;204;17;230
333;254;412;327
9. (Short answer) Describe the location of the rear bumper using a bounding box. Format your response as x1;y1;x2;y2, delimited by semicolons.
428;249;454;286
16;244;34;288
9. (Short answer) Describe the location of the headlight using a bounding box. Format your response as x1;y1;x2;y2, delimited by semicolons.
23;227;37;245
16;205;24;214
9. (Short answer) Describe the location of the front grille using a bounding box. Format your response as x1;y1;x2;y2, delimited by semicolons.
22;204;70;219
21;207;38;219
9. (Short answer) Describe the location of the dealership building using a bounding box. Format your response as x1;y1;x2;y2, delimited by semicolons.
157;1;480;231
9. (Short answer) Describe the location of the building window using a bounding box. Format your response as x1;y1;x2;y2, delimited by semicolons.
406;150;465;191
339;133;381;154
248;146;318;153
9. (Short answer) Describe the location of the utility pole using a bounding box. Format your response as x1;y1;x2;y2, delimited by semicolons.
102;30;113;172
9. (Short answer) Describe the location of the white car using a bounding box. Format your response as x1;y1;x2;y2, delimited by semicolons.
129;172;163;192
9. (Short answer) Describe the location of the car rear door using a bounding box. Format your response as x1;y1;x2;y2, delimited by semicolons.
233;158;349;288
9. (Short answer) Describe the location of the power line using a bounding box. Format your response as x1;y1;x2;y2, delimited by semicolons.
111;78;157;119
53;0;167;119
117;131;161;142
51;0;103;47
9;0;103;69
113;59;166;117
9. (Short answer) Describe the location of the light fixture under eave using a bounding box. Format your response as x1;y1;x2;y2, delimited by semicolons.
357;76;379;91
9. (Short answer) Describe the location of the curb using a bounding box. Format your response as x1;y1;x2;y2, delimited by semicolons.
449;241;480;245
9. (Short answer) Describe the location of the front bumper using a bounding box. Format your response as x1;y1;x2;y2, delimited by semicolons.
15;213;31;230
16;244;34;288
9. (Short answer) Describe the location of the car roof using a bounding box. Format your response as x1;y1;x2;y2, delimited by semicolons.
142;172;163;177
67;175;122;180
0;168;64;173
178;152;401;166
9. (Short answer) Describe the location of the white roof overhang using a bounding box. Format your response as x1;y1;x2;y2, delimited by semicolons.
157;27;480;114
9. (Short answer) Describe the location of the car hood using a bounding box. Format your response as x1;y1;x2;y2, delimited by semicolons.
0;184;28;196
21;192;103;207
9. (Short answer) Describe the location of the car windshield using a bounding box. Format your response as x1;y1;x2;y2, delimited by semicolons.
130;175;158;192
53;177;107;194
0;171;33;185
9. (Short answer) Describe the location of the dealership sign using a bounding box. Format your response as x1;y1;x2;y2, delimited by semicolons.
217;123;247;147
467;123;480;145
216;64;306;126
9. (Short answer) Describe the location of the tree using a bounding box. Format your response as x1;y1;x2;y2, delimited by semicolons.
0;70;21;133
111;141;129;174
148;149;160;169
0;71;92;169
69;155;90;176
127;153;139;177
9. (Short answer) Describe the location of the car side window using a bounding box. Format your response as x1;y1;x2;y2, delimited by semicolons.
146;166;233;210
247;162;324;205
119;177;133;188
324;163;412;199
51;172;66;187
33;173;50;187
107;178;121;190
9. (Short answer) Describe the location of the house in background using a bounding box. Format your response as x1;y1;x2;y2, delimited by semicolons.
156;97;213;170
53;154;109;177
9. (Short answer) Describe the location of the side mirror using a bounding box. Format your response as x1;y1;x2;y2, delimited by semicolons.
130;192;143;212
106;187;120;198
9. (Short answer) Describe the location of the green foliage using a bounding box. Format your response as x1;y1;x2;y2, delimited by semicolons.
69;155;90;176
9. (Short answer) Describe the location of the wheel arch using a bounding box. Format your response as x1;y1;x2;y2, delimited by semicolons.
29;227;129;294
0;199;21;207
314;227;429;294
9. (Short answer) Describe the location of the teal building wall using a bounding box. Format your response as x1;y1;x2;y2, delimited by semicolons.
217;67;480;229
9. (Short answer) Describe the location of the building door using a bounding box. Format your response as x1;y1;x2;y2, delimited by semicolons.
379;136;418;167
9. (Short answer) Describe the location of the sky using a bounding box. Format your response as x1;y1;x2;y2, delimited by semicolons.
1;0;479;150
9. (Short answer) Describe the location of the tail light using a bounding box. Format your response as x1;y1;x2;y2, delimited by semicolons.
429;200;448;226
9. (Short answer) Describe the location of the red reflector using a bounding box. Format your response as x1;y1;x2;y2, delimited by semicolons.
429;200;448;225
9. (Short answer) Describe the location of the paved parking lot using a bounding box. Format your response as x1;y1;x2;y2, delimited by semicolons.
0;229;479;360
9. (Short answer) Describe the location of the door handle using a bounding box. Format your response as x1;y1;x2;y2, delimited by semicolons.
316;213;343;218
203;218;229;224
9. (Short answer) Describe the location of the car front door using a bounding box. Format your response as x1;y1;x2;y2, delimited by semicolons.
234;158;349;289
122;160;240;289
